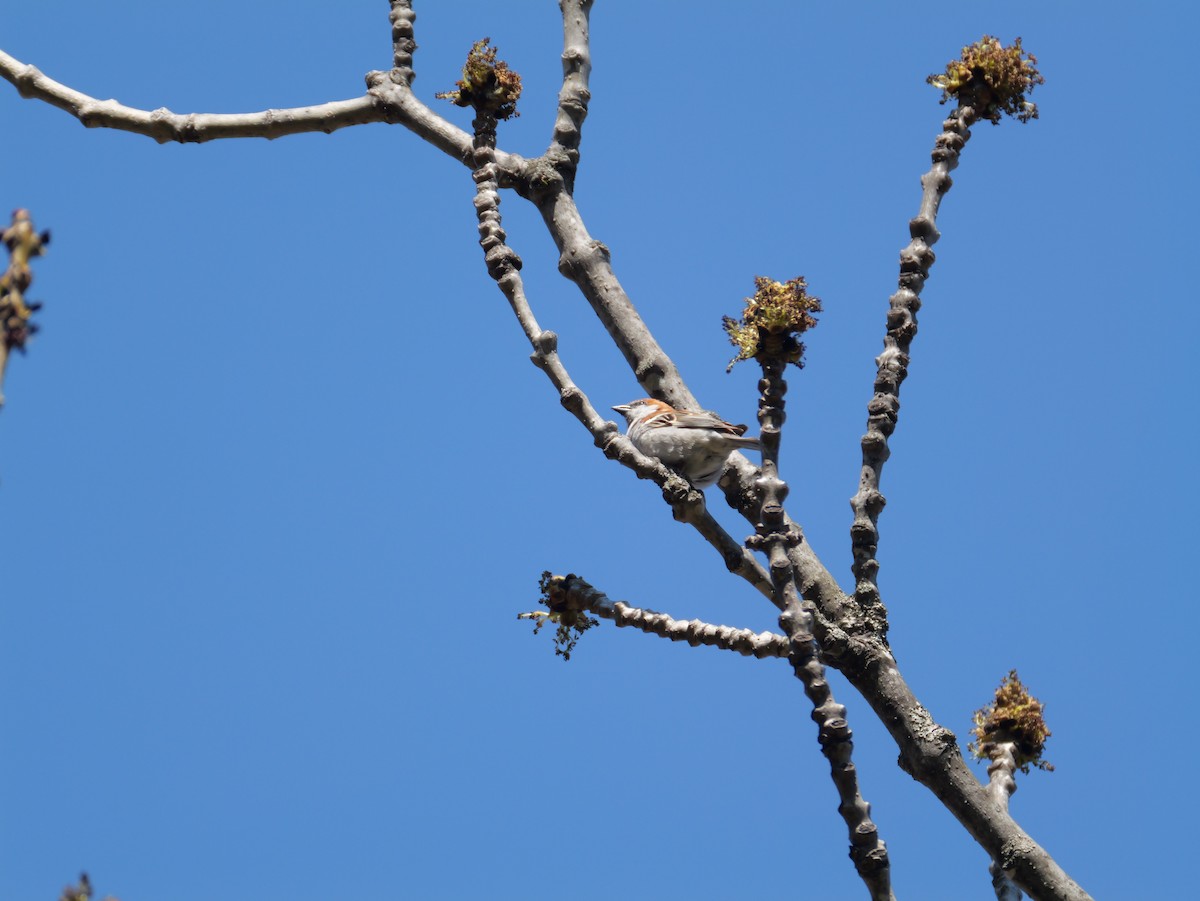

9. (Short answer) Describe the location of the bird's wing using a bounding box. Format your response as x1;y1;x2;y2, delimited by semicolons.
670;409;749;436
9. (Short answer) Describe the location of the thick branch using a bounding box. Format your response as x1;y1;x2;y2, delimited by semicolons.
837;643;1090;901
0;49;384;143
849;105;976;634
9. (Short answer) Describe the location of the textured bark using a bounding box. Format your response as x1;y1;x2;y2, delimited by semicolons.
836;647;1089;901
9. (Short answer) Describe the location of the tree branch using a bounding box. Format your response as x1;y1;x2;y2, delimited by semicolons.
835;642;1089;901
1;18;1087;900
388;0;418;86
366;71;530;180
0;49;385;143
517;177;858;637
982;742;1025;901
539;574;790;659
548;0;594;189
450;50;773;601
736;298;892;899
0;44;536;184
849;104;976;636
451;23;1085;900
510;63;1090;900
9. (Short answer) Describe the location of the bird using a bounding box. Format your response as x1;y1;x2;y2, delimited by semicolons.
611;397;761;487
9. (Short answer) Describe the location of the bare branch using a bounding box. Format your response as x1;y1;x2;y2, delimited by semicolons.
521;183;858;636
388;1;418;85
0;50;384;143
548;0;594;186
982;742;1025;901
450;50;773;601
849;104;977;634
508;32;1087;899
0;45;536;184
539;574;790;659
970;670;1055;899
366;71;529;180
0;18;1088;900
835;642;1089;901
742;299;892;900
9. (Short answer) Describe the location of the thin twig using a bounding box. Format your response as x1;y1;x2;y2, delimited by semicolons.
849;104;976;636
746;324;892;901
982;742;1025;901
539;574;790;659
388;1;418;85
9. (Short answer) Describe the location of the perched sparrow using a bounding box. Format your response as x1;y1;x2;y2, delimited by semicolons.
612;397;761;487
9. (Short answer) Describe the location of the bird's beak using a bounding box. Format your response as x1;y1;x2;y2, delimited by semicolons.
612;404;630;415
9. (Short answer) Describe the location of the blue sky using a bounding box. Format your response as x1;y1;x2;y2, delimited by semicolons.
1;3;1194;899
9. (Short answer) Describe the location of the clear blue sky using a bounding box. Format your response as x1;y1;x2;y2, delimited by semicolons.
2;3;1194;899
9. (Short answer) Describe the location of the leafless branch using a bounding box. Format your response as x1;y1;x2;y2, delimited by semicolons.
744;317;892;901
982;742;1025;901
496;30;1085;896
539;574;790;658
849;104;977;635
0;49;384;143
388;1;418;85
453;50;773;601
0;14;1089;900
548;0;593;186
366;71;529;180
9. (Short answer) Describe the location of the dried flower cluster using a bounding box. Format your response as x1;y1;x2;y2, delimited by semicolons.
525;571;600;661
969;670;1055;773
436;38;522;120
58;873;117;901
927;36;1044;124
723;276;821;371
1;208;49;353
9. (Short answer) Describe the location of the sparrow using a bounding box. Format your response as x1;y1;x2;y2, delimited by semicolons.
612;397;761;487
